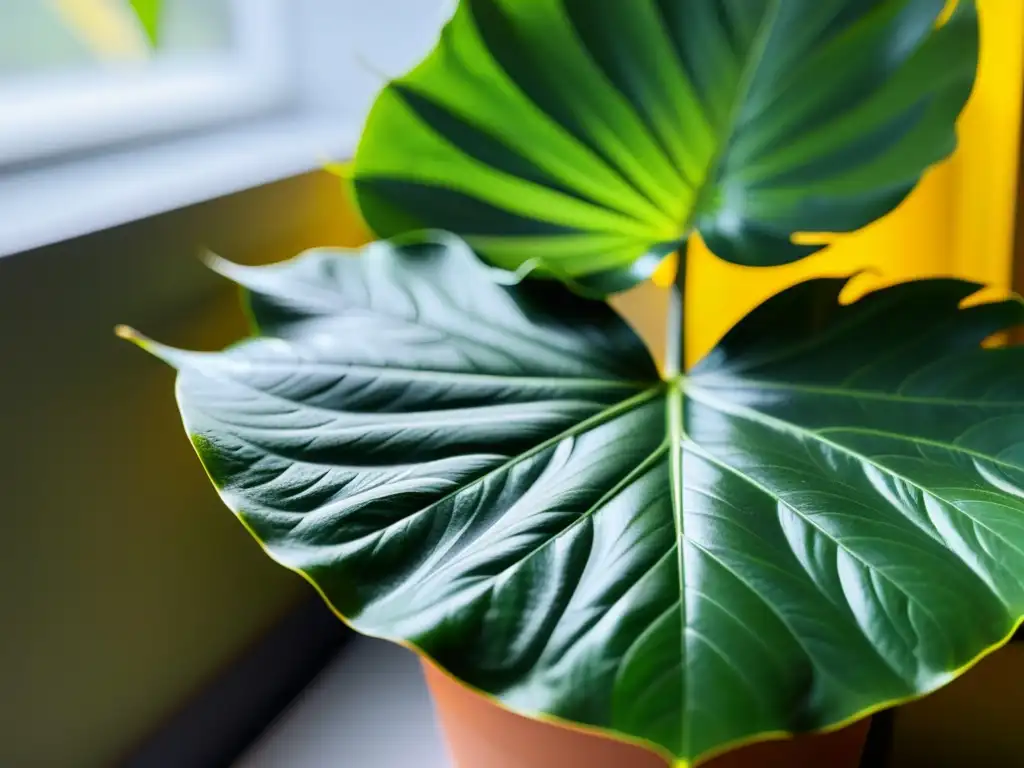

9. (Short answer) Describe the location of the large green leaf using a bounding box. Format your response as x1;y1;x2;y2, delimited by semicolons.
352;0;979;293
125;237;1024;765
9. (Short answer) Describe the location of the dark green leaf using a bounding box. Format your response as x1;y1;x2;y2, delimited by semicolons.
129;0;162;46
352;0;979;292
130;238;1024;765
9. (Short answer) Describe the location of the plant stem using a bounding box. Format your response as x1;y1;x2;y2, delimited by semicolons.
665;240;688;378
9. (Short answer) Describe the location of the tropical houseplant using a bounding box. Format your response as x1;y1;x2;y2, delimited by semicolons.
119;1;1024;765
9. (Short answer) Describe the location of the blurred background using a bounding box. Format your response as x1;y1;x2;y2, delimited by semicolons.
0;2;1022;767
3;0;231;70
0;2;453;767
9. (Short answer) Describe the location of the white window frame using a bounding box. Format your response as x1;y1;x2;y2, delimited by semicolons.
0;0;459;259
0;0;294;167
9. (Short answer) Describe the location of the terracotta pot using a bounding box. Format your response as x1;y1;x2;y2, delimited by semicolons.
423;662;871;768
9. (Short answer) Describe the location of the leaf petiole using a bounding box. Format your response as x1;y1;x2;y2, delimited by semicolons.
665;239;689;379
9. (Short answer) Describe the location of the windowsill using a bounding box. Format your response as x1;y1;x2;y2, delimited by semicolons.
0;112;359;258
234;636;451;767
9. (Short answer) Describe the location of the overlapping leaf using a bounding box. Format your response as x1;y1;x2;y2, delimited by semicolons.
352;0;979;293
129;238;1024;765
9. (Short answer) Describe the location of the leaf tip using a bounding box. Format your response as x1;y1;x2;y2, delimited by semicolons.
114;323;135;339
201;250;248;285
199;247;226;269
115;323;158;355
114;325;186;368
114;324;149;346
354;51;394;87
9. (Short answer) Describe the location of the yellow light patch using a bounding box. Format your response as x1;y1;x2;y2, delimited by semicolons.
50;0;150;61
791;231;833;246
681;0;1023;368
651;251;678;288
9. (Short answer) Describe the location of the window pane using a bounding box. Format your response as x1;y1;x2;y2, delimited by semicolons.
0;0;233;79
156;0;233;53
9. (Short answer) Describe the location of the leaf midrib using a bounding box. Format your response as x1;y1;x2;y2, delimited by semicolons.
663;5;790;727
667;381;688;755
687;0;783;227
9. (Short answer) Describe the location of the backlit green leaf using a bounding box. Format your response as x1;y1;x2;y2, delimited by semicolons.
129;0;162;46
352;0;979;293
132;237;1024;765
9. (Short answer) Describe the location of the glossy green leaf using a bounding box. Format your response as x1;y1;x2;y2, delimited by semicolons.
128;237;1024;765
129;0;163;46
352;0;979;293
